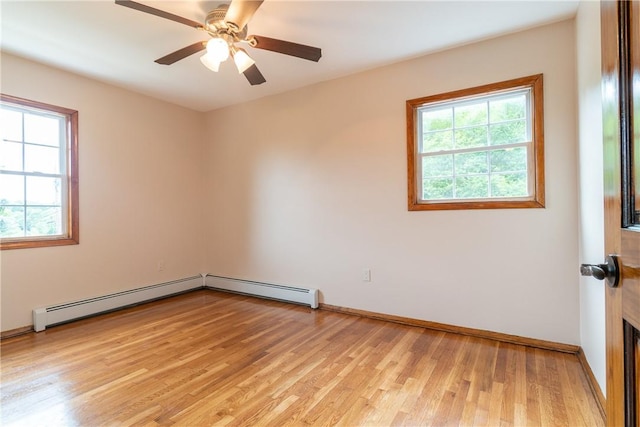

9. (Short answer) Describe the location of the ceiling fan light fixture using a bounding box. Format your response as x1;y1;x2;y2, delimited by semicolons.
206;37;230;62
200;53;221;72
116;0;322;86
232;47;255;74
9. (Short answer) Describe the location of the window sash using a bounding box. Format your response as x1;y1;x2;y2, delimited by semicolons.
418;89;532;154
415;88;534;203
416;141;534;203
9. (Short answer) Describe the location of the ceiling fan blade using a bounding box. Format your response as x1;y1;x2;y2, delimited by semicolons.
243;64;266;86
115;0;203;29
251;36;321;62
225;0;264;32
155;42;207;65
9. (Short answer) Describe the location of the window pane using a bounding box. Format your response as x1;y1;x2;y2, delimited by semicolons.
26;206;62;236
489;95;526;122
422;130;453;152
0;175;25;205
490;147;527;172
454;126;488;149
423;178;453;199
0;141;23;171
422;108;452;131
489;120;527;145
25;144;60;174
454;102;487;127
26;176;61;206
0;206;25;238
491;172;528;197
455;151;488;174
0;109;22;142
24;113;61;147
455;175;489;198
422;154;453;177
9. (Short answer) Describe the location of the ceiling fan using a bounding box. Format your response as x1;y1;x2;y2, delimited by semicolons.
115;0;322;86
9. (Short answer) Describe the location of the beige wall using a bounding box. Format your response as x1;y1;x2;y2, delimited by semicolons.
1;18;582;346
576;1;606;393
0;53;206;331
204;20;581;344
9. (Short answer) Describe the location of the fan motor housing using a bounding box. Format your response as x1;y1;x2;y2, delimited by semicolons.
206;4;248;39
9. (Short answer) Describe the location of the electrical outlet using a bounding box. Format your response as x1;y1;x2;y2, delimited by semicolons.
363;269;371;282
157;260;166;272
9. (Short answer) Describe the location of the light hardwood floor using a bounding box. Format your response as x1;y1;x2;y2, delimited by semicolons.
1;290;604;426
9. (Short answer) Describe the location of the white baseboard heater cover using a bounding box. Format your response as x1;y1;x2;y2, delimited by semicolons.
205;275;319;309
32;275;204;332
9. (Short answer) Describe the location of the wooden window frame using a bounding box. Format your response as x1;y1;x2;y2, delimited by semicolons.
0;94;79;250
406;74;545;211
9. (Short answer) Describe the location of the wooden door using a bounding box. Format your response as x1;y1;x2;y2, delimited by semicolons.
601;1;640;426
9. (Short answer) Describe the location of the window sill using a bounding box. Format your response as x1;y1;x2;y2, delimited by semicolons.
1;236;79;250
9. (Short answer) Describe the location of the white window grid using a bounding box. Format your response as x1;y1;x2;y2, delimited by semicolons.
416;88;534;202
0;102;69;239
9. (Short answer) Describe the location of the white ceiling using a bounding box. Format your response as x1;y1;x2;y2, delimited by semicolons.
1;0;578;112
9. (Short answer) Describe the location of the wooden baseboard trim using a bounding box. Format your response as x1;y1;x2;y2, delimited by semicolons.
319;303;580;354
1;325;34;340
577;347;606;418
1;296;582;357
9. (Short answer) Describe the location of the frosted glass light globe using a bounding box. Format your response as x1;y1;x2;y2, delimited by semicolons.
200;54;220;72
206;37;229;62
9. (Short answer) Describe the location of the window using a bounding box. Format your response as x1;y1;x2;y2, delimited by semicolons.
0;94;79;249
406;74;544;210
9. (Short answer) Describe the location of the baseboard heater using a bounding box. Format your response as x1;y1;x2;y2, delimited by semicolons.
32;275;204;332
205;274;319;309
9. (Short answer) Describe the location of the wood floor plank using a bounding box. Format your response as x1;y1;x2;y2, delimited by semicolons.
0;290;604;426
